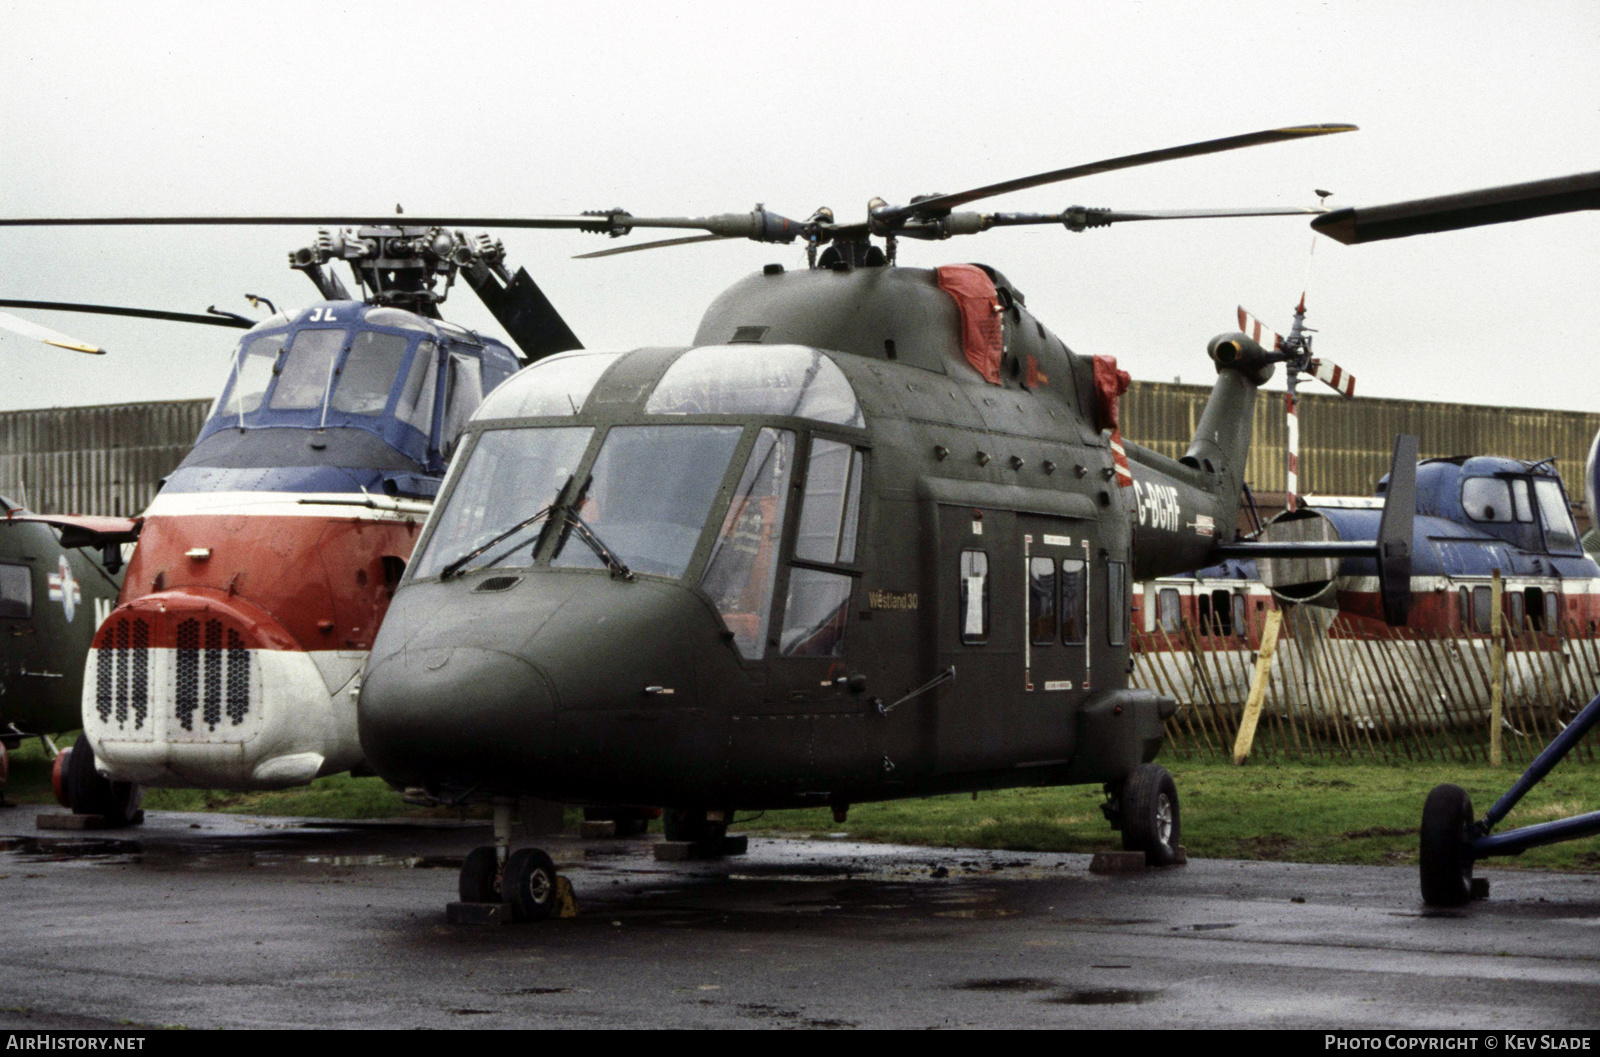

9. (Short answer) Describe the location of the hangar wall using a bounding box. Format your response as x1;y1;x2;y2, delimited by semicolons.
0;385;1597;517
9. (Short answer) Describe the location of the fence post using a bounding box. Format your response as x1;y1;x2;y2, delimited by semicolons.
1491;569;1505;768
1234;608;1285;765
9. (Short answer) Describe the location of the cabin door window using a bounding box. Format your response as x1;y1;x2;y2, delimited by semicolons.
1156;587;1181;633
0;563;31;619
701;428;795;661
959;550;990;645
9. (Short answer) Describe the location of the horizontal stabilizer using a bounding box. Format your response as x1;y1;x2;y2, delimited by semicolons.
2;512;142;548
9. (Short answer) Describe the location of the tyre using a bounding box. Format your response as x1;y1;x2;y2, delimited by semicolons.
504;848;559;922
63;737;143;826
458;846;502;904
664;808;726;844
1420;784;1475;907
1120;764;1181;866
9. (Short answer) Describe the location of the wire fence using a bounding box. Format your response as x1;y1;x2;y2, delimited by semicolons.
1132;606;1600;763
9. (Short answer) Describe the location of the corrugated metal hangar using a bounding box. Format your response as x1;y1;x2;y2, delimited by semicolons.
2;386;1597;521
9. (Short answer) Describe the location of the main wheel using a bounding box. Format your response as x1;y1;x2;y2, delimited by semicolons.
63;737;143;826
1420;784;1476;907
664;808;726;844
458;846;503;904
1120;764;1181;866
504;848;559;922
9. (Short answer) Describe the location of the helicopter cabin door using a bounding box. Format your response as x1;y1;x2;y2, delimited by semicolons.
934;505;1087;773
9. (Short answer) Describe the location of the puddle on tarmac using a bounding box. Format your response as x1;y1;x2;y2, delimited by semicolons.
297;854;462;869
1048;988;1162;1005
933;907;1017;919
958;978;1057;992
0;836;142;865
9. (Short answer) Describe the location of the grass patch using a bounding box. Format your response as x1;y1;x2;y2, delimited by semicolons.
7;736;1598;870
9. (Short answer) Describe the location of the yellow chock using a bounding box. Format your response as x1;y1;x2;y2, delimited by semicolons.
556;875;580;919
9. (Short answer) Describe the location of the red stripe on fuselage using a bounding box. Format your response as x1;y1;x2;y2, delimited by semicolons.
117;511;422;651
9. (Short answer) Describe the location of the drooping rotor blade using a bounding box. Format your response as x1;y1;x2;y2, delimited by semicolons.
0;214;623;231
0;298;253;329
461;265;583;363
873;123;1358;224
573;234;735;259
0;309;105;354
1311;170;1600;245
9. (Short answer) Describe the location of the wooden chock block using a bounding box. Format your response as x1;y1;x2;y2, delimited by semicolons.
1089;850;1149;874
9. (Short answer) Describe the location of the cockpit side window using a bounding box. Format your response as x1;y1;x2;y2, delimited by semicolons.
1462;477;1514;523
396;340;438;435
794;439;864;564
1511;478;1535;522
270;329;346;410
218;332;286;420
441;353;485;456
1534;478;1581;552
330;331;408;416
0;563;31;619
701;428;795;660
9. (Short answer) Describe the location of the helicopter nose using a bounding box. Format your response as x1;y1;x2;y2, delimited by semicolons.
358;645;557;789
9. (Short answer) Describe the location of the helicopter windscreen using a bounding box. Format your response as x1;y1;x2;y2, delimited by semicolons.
330;331;408;415
215;331;287;419
409;426;594;580
475;351;623;419
552;425;743;578
646;345;864;426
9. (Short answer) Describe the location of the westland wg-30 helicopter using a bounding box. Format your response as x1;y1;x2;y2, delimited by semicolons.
0;222;581;824
301;123;1416;919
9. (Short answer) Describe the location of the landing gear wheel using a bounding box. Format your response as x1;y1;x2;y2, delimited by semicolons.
504;848;559;922
63;738;143;827
458;846;503;904
664;808;727;844
1120;764;1181;866
1420;783;1476;908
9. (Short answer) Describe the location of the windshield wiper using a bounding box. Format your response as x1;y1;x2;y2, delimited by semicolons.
559;508;635;581
438;474;575;581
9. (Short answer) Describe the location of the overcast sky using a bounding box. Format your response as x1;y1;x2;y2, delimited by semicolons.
1;0;1596;416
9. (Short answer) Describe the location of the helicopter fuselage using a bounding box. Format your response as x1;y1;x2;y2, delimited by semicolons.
358;264;1266;810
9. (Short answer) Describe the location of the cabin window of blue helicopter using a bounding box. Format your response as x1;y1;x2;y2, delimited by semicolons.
1533;479;1581;553
1471;585;1492;635
328;331;408;416
0;563;30;619
216;332;286;420
1512;479;1534;522
702;428;795;660
1107;561;1127;646
1509;590;1525;632
395;341;438;434
270;328;346;411
1061;561;1086;644
440;354;485;458
960;550;989;645
1462;477;1514;523
408;426;595;580
1156;587;1181;634
552;425;743;579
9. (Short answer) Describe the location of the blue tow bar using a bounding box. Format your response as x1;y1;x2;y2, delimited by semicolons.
1470;689;1600;859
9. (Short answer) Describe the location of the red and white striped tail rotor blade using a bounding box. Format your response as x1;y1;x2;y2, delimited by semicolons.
1236;306;1283;350
1308;357;1356;398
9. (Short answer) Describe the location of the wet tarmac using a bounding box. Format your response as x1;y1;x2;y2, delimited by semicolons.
0;802;1597;1029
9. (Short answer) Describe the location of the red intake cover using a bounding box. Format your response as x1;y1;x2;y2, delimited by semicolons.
1092;354;1131;432
935;264;1003;385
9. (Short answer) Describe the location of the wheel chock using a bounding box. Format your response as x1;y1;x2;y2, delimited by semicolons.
555;876;579;918
654;835;750;861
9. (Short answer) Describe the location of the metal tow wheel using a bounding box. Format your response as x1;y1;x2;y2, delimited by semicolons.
505;847;560;922
1420;783;1476;907
458;846;503;904
63;738;143;827
1120;763;1181;866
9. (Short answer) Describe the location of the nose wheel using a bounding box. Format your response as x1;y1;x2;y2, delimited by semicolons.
451;801;574;924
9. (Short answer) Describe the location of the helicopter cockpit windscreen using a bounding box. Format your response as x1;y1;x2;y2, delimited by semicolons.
215;331;287;420
330;331;408;415
475;351;623;419
271;328;346;410
552;425;742;578
409;426;594;580
646;345;865;427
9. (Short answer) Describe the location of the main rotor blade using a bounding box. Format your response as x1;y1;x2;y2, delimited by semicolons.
1311;170;1600;244
0;298;253;328
461;266;583;363
573;234;735;259
0;310;105;354
0;214;617;231
875;123;1357;224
